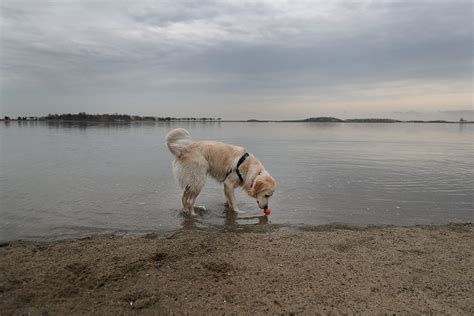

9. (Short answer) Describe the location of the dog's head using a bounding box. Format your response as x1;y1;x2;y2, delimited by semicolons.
249;170;276;210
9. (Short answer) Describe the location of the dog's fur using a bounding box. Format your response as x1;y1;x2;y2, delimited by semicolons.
166;128;276;215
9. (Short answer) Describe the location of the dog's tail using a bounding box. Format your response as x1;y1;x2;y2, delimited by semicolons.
166;128;192;157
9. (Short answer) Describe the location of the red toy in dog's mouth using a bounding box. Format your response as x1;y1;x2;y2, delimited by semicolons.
264;208;271;216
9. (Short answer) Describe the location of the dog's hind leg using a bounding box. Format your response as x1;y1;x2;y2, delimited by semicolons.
181;180;206;216
181;185;195;215
175;160;207;216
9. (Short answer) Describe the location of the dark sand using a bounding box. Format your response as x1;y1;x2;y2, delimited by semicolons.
1;224;473;314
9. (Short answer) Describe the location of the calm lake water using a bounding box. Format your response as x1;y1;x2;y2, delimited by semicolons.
1;121;473;240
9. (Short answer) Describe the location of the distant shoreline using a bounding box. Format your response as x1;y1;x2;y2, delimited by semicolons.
1;118;473;124
1;112;473;123
2;119;472;124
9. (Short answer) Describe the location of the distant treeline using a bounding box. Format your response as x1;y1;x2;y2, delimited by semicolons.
2;113;222;122
2;114;470;123
44;113;222;121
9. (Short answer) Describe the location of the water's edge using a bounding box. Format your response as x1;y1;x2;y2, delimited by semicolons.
2;222;472;243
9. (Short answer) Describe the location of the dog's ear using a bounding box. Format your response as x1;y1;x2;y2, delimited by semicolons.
250;179;265;197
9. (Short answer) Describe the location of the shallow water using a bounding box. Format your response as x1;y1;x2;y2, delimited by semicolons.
1;121;473;240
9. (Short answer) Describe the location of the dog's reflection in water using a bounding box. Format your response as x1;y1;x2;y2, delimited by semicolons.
181;205;268;230
223;208;268;226
180;206;206;230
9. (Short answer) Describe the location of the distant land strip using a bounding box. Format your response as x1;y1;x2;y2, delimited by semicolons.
1;113;472;123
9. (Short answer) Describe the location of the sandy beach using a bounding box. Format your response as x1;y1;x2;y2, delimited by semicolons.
1;224;473;314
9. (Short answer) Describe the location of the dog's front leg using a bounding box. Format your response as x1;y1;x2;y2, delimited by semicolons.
224;181;242;213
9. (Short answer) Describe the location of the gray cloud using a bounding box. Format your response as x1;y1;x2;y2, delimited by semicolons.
1;0;472;119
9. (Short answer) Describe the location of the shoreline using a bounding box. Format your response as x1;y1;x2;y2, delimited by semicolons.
2;221;471;243
1;223;472;314
2;119;473;124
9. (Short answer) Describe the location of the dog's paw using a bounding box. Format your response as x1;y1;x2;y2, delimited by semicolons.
233;209;246;214
183;209;197;216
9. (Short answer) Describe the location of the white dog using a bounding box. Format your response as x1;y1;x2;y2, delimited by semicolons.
166;128;276;215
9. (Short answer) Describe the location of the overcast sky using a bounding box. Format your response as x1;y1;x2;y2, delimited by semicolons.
1;0;472;119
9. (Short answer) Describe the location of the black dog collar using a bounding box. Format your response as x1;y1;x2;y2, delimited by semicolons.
236;152;250;183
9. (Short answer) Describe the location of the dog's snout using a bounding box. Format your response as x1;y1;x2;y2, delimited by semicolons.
257;200;268;209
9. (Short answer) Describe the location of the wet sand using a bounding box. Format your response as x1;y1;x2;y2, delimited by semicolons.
1;224;473;314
